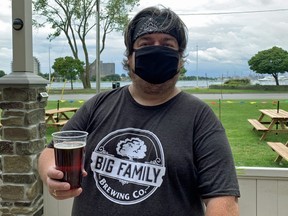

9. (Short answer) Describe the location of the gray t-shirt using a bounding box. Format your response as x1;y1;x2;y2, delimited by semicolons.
49;86;240;216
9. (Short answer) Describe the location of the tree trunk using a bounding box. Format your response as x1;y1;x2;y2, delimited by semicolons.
275;77;279;86
80;65;91;89
70;77;74;90
272;74;279;86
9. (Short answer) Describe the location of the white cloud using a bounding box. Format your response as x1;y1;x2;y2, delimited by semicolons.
1;0;288;78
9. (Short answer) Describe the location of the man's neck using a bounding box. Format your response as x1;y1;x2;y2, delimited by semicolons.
128;84;181;106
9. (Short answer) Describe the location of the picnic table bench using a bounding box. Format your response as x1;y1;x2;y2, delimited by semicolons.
247;119;268;131
45;107;78;130
248;109;288;140
267;141;288;163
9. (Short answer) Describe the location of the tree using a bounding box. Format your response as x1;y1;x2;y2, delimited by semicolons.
33;0;140;89
248;46;288;85
101;74;121;81
38;72;49;80
0;70;6;78
116;137;147;160
52;56;84;90
179;67;187;78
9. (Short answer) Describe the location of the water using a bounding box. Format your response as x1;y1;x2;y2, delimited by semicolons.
48;80;221;89
47;79;287;90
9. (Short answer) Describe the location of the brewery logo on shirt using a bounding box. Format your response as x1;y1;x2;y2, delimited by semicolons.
91;128;166;205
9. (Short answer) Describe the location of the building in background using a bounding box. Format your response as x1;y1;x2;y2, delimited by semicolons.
89;60;115;78
12;57;115;78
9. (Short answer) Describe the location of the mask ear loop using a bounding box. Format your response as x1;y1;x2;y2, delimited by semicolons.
179;57;184;70
178;50;187;71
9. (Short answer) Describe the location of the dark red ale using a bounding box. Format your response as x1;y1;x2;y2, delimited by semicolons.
54;142;85;189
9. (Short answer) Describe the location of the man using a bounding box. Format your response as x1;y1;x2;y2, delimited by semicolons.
38;6;240;215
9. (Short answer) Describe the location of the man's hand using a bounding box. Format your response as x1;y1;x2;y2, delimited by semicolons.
46;166;87;200
38;147;87;200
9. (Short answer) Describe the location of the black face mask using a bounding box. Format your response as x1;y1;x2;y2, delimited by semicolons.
134;46;180;84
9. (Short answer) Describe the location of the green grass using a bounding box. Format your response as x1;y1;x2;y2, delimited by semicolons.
207;99;288;167
45;100;84;143
45;97;288;168
182;88;286;94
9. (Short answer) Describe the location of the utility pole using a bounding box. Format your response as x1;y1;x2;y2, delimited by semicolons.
196;45;199;88
49;42;51;82
96;0;100;93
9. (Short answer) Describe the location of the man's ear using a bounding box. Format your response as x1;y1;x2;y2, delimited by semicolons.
127;53;135;71
178;57;185;69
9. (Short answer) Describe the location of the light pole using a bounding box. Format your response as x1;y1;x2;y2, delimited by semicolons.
196;45;199;88
49;42;51;82
96;0;100;94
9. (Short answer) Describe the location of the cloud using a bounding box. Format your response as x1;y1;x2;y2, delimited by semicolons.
180;0;288;76
1;0;288;79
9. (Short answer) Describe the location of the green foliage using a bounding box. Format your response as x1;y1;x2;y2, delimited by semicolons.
224;78;251;86
248;46;288;85
0;70;6;77
179;67;187;77
179;75;217;81
52;56;84;89
101;74;121;81
33;0;140;89
38;72;49;80
103;0;140;33
52;56;84;79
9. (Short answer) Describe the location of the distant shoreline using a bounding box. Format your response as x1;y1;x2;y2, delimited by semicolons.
47;79;288;90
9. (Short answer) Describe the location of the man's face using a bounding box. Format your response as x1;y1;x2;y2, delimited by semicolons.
128;33;179;69
127;33;182;93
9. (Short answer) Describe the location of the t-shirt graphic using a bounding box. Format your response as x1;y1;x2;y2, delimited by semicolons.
91;128;166;205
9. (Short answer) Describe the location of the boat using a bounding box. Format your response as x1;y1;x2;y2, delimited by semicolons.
258;76;273;81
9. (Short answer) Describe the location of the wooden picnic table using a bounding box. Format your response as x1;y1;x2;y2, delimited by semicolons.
45;107;78;129
248;109;288;140
267;141;288;163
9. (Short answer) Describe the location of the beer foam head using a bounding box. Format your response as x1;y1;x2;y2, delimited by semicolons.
54;141;85;149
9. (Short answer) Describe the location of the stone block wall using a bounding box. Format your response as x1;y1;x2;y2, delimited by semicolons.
0;86;47;216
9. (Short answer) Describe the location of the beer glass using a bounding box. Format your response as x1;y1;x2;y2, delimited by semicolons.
52;130;88;189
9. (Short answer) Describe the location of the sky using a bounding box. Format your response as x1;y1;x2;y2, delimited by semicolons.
0;0;288;78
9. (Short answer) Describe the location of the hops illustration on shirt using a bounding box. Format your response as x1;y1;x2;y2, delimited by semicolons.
116;137;147;160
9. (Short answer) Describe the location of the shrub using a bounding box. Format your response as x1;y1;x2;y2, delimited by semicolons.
224;78;251;86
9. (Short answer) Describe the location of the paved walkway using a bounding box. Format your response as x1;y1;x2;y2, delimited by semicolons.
48;93;287;101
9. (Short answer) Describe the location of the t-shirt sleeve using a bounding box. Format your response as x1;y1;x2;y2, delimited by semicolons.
193;105;240;198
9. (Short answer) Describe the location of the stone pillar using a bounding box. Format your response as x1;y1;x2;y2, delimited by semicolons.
0;86;47;216
0;0;49;215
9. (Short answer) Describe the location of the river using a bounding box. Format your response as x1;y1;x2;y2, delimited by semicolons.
48;80;217;89
47;79;287;90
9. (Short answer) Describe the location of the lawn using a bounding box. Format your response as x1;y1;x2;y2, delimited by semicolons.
45;97;288;168
207;99;288;167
